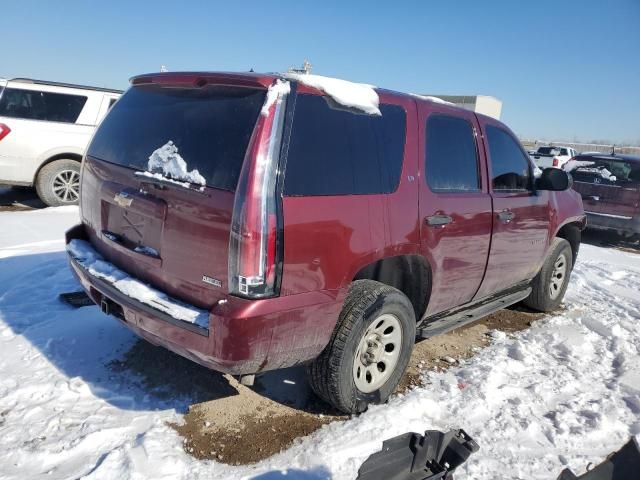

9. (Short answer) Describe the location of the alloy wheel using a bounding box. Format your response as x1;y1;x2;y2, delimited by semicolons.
52;170;80;203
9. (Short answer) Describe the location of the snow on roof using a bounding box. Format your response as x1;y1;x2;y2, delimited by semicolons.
284;73;381;116
563;159;595;173
410;94;456;106
260;79;291;116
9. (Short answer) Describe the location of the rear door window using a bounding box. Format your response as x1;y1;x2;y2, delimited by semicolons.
572;158;640;186
284;94;406;196
0;88;87;123
87;85;265;191
425;114;479;192
486;125;532;192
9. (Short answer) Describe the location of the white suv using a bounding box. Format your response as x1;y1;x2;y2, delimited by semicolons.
0;78;121;206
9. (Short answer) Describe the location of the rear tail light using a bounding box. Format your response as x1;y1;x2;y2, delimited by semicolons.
228;81;288;298
552;157;559;167
0;124;10;142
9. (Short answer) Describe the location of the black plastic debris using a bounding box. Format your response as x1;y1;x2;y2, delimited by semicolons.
59;291;94;308
357;429;479;480
556;438;640;480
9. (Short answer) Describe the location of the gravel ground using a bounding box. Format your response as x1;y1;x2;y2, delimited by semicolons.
152;306;547;465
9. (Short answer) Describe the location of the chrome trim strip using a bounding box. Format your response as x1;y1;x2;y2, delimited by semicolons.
585;211;633;220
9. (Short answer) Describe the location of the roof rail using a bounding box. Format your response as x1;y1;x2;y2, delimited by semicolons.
9;78;123;94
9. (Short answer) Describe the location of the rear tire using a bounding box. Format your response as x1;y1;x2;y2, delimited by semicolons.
35;159;81;207
524;238;573;312
308;280;416;414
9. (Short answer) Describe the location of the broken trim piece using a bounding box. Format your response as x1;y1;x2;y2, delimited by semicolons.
357;429;479;480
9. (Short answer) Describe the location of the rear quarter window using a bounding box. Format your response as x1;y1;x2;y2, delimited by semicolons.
284;94;406;196
0;88;87;123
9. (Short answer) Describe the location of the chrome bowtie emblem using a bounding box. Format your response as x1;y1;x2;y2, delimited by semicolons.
114;192;133;208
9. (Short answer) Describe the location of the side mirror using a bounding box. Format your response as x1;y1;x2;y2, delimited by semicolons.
536;168;571;191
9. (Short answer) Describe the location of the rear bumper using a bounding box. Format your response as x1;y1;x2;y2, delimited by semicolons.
585;211;640;235
66;224;344;375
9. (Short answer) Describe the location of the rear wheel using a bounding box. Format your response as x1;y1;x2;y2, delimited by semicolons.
308;280;416;414
35;159;81;207
524;238;573;312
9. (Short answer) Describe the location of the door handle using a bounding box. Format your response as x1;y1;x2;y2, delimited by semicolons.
425;214;453;226
497;210;515;223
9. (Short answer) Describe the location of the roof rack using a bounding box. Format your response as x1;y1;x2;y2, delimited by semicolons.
9;78;123;94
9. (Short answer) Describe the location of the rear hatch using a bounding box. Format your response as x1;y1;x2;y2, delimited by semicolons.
80;76;268;309
571;156;640;219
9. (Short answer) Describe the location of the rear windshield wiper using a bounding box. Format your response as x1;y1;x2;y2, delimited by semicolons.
133;170;209;196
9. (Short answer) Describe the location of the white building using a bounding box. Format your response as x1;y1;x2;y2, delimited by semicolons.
424;95;503;120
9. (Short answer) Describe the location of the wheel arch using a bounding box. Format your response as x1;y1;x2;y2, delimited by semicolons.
352;254;432;321
33;152;83;184
555;221;582;266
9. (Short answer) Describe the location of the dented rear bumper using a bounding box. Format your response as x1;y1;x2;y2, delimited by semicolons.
65;223;343;375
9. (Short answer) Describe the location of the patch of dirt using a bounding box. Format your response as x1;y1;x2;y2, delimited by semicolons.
118;306;546;465
397;306;545;392
171;375;341;465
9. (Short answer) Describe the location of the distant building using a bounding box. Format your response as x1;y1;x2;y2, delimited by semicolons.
424;95;503;120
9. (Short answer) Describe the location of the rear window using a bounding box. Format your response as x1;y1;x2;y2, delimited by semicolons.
284;94;406;196
572;157;640;186
537;147;560;155
0;87;87;123
87;85;266;191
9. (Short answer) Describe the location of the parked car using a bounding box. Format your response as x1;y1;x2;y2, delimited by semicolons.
565;153;640;238
530;146;577;169
65;72;586;414
0;78;121;206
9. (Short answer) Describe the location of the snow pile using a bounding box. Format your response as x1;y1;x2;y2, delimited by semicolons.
261;79;290;116
67;239;208;328
285;73;381;115
563;160;617;182
533;164;543;178
410;93;455;106
564;159;595;172
134;245;160;257
1;207;640;480
144;141;206;186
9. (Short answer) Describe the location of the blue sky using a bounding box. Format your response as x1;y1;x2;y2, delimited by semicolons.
3;0;639;144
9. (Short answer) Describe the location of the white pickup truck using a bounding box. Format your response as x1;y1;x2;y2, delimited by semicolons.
529;146;577;169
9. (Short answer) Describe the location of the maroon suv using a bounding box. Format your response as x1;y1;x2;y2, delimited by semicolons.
567;153;640;239
66;72;586;413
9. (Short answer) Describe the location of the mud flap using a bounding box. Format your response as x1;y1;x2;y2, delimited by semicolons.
356;429;478;480
556;438;640;480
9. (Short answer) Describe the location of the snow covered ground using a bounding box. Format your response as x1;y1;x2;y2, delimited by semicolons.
0;207;639;479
